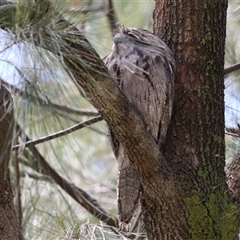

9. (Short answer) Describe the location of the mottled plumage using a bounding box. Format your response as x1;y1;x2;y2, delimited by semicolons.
104;28;175;232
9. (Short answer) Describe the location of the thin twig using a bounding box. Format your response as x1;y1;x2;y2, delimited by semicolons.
224;63;240;75
15;123;117;227
20;171;53;182
225;131;240;137
12;116;103;150
225;126;240;137
103;0;119;33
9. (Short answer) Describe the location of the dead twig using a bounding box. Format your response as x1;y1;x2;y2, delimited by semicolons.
12;116;103;151
224;63;240;75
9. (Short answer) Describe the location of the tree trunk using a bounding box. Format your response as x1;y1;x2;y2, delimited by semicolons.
143;0;238;239
0;85;24;240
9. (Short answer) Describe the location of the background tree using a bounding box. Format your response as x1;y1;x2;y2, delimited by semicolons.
0;0;240;239
0;86;24;240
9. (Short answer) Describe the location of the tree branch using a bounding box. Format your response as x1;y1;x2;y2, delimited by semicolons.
12;116;102;150
20;170;53;182
15;123;116;227
103;0;119;32
224;63;240;75
225;131;240;137
225;126;240;138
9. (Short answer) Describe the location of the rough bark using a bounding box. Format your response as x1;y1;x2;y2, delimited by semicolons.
150;0;238;239
0;85;24;240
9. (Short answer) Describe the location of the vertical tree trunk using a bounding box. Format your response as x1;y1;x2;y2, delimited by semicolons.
0;86;24;240
148;0;239;239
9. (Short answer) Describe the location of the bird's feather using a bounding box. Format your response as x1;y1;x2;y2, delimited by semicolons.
104;27;175;233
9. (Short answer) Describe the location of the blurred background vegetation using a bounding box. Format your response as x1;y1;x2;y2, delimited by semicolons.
225;0;240;165
0;0;240;239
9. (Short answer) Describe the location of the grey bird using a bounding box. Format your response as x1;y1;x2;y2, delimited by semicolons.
104;27;175;233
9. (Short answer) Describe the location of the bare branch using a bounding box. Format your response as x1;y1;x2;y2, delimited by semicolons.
12;116;103;150
225;126;240;137
20;171;53;182
15;123;117;227
103;0;119;32
225;131;240;137
224;63;240;75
